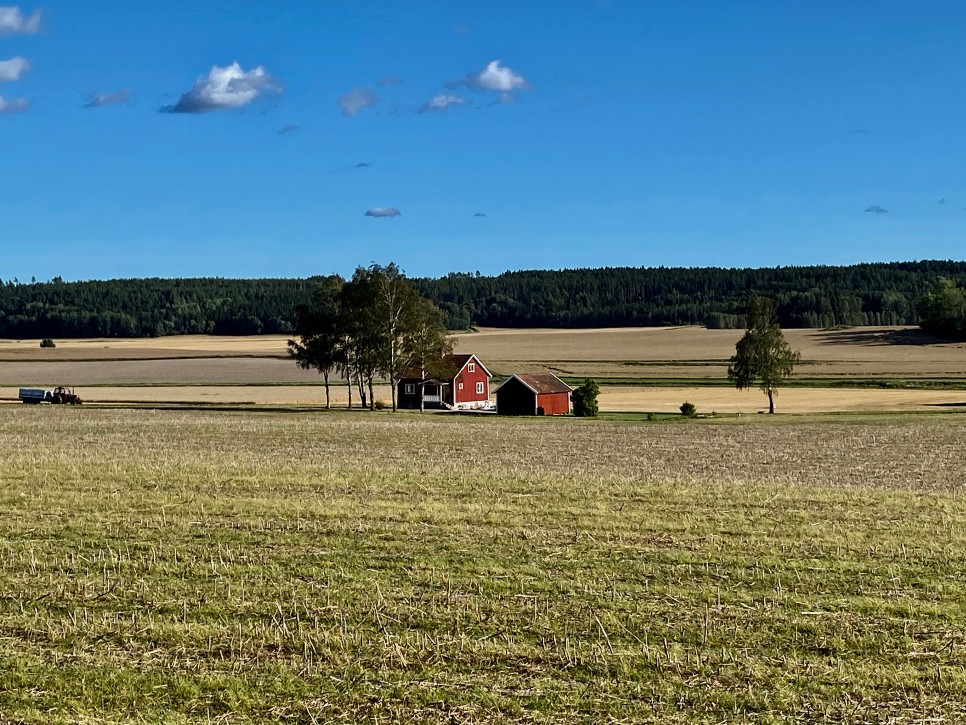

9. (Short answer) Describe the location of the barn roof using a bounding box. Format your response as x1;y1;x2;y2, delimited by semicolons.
494;373;572;395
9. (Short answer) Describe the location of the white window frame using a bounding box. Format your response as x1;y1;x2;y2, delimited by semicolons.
476;381;484;394
468;362;476;373
458;382;464;391
404;383;415;395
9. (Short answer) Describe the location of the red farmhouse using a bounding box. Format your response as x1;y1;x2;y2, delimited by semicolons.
397;354;493;410
494;373;572;416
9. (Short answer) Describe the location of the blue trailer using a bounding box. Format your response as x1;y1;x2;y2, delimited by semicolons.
18;387;82;404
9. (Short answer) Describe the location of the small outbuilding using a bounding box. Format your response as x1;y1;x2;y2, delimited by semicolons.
494;373;573;416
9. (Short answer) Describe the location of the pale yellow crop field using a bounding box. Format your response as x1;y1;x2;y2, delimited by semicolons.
597;386;966;414
458;326;966;377
2;326;965;412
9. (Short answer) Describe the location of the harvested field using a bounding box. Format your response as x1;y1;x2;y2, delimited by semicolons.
0;384;392;406
3;326;966;412
0;357;320;387
4;384;966;413
1;408;965;722
0;335;288;360
597;385;966;414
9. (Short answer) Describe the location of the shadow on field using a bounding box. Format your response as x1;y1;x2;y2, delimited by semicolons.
927;401;966;408
817;328;953;346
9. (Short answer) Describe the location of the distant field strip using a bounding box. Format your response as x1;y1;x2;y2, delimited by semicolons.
0;409;964;722
4;326;966;413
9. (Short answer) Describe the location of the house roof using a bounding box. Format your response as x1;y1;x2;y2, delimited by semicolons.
494;373;573;395
400;353;491;381
446;353;492;378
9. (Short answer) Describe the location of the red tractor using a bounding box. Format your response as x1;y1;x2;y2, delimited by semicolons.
50;386;82;405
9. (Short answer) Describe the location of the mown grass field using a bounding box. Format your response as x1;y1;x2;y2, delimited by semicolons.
1;406;965;722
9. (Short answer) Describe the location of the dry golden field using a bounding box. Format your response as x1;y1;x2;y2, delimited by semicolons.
2;326;965;413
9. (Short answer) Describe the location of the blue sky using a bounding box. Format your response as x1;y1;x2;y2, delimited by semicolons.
2;1;965;282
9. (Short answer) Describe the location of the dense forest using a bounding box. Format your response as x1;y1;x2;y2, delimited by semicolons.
1;261;965;338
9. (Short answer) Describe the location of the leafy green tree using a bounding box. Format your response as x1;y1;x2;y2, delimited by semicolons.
366;263;422;412
288;275;344;408
403;296;455;412
920;277;966;340
571;378;600;417
340;270;383;410
727;296;801;414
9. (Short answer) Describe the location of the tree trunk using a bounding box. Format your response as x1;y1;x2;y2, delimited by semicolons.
419;371;426;413
390;372;397;412
368;377;375;411
323;371;330;409
767;388;775;414
346;374;352;409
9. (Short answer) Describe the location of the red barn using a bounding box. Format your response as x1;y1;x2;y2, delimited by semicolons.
397;354;493;410
494;373;572;416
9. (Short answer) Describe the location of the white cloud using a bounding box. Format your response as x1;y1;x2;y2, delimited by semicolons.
418;93;466;113
365;207;401;218
163;62;278;114
0;94;29;113
0;56;29;83
83;90;132;108
0;6;40;36
338;87;379;117
463;60;528;92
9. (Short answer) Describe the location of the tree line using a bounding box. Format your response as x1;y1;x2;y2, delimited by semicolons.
1;260;965;338
413;261;966;329
288;264;453;411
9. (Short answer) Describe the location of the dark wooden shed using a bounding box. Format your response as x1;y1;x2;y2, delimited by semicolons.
494;373;572;416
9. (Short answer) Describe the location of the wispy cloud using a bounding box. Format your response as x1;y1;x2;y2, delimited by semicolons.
355;162;371;168
277;123;299;135
338;87;378;117
82;90;132;108
0;56;29;83
418;93;466;114
0;94;29;113
0;6;40;36
456;60;528;93
377;75;403;87
473;212;487;217
365;207;401;218
162;62;278;114
865;205;888;214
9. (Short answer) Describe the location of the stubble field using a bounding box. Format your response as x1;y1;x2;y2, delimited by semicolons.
2;326;966;413
1;407;965;722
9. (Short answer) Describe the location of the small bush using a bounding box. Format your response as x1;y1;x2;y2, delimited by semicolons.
680;401;697;418
40;338;56;348
571;378;600;417
374;399;387;410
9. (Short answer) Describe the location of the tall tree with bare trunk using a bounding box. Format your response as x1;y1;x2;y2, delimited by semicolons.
728;296;800;414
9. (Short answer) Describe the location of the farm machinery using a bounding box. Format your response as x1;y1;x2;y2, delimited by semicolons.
18;386;83;405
